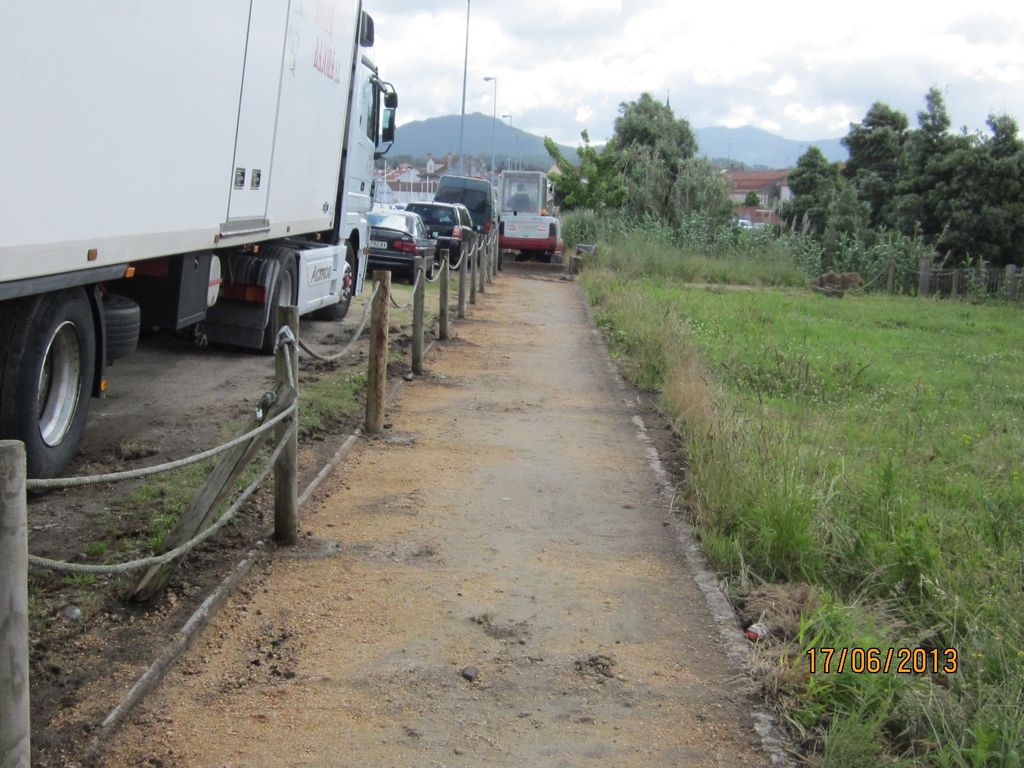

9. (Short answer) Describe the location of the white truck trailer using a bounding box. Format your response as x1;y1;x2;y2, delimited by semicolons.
497;171;564;264
0;0;397;478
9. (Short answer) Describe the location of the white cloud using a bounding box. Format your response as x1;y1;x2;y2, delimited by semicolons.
365;0;1024;143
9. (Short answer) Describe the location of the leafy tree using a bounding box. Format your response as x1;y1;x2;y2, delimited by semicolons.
612;93;715;224
743;190;761;207
842;102;908;228
943;115;1024;265
544;131;626;211
784;146;841;235
890;87;970;246
613;92;697;174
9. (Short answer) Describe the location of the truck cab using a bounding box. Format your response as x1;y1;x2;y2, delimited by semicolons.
497;171;563;264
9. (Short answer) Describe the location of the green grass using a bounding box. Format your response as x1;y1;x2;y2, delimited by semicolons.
581;266;1024;765
575;226;811;289
299;371;365;435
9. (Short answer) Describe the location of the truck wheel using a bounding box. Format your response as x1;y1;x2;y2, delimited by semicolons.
103;293;141;362
312;243;356;321
261;256;298;354
0;289;96;479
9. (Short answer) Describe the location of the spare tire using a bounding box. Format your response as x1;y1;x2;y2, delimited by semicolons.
103;293;141;362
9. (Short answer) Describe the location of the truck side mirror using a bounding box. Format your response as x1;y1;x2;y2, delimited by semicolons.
381;108;395;144
359;12;375;47
384;91;398;109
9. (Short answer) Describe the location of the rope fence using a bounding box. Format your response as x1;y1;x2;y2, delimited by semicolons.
296;282;380;363
1;242;506;764
26;402;295;492
27;429;291;576
389;269;422;309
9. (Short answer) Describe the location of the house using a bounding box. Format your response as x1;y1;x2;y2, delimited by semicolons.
724;169;791;208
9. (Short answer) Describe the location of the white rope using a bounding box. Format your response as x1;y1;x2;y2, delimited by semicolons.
389;269;421;309
28;426;292;575
424;261;442;284
295;282;379;363
27;399;297;490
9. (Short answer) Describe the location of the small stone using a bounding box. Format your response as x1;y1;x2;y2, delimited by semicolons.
403;372;414;382
63;605;82;621
454;748;465;756
461;665;479;682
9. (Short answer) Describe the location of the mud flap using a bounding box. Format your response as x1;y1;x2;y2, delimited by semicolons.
202;255;280;349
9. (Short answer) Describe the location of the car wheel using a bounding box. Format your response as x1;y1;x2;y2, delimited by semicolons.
0;289;96;478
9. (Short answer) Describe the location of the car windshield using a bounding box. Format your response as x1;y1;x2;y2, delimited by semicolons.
407;206;455;226
368;212;411;232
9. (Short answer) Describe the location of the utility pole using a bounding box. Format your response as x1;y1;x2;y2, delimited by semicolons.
457;0;471;175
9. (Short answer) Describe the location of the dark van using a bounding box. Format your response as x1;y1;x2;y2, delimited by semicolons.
433;175;498;235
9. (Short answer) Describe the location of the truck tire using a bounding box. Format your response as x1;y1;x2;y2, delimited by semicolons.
261;255;298;354
0;289;96;479
103;293;141;362
312;243;356;321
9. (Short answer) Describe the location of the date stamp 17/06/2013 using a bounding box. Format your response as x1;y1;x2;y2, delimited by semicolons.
806;647;958;675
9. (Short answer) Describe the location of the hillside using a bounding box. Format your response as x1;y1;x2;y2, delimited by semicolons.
390;112;575;171
390;113;848;170
696;126;847;167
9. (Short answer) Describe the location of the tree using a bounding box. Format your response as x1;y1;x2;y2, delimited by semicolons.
943;114;1024;266
842;102;908;228
890;87;970;244
544;131;626;211
613;93;705;224
613;92;697;175
784;146;841;235
743;190;761;207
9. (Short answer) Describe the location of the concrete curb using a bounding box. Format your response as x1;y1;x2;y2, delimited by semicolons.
87;547;261;761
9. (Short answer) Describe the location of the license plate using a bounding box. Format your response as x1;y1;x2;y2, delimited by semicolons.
370;239;387;249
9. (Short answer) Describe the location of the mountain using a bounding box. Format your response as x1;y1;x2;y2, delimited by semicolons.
695;126;847;168
390;114;848;171
390;113;575;170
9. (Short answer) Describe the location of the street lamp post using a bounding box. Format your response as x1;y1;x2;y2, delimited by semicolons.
502;113;512;171
457;0;471;175
483;76;497;182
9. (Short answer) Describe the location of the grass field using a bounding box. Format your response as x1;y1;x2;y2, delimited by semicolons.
581;243;1024;765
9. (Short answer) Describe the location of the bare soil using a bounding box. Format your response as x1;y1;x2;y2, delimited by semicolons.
26;289;413;767
90;266;768;766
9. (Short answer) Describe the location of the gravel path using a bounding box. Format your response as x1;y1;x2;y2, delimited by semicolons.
104;266;767;767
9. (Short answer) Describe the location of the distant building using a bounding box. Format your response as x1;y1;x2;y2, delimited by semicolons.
724;169;791;208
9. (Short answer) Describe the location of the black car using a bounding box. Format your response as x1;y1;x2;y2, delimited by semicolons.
366;211;437;284
433;175;497;235
405;202;476;266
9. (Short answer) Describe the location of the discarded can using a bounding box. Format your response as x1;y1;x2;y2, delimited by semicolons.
744;623;768;642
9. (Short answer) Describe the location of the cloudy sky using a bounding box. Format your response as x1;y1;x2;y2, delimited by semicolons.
363;0;1024;146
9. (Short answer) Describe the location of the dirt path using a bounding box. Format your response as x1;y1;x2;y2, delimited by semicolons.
103;268;766;767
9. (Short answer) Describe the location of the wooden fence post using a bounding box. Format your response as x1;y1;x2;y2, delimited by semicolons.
918;257;932;296
478;239;487;295
1;440;30;768
886;258;896;294
274;305;299;545
486;236;494;284
1006;264;1018;300
458;243;468;318
365;271;391;434
470;241;478;305
439;249;450;341
412;256;425;375
951;269;961;299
